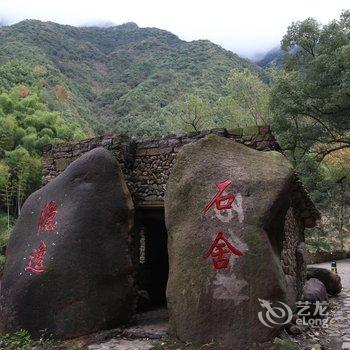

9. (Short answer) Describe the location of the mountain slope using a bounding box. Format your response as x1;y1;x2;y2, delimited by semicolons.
0;20;262;134
256;47;284;68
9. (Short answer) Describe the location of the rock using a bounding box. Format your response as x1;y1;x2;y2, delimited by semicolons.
297;243;307;268
286;324;303;335
302;278;328;303
307;267;342;295
0;148;135;339
165;135;295;348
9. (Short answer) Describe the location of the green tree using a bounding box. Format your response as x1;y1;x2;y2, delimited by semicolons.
4;147;37;216
270;11;350;251
0;116;16;154
0;162;11;229
270;10;350;160
306;163;350;250
220;69;270;125
176;95;211;132
0;85;85;155
0;84;86;220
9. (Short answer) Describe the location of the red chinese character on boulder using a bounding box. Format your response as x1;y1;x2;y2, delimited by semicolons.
204;179;235;214
25;241;47;274
204;232;243;269
37;201;58;233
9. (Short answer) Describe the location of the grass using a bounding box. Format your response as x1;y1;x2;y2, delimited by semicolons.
0;329;86;349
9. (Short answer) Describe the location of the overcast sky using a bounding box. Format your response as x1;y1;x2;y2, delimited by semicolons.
0;0;348;58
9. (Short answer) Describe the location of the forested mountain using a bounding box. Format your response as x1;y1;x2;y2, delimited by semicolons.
0;20;261;134
256;47;284;68
0;11;349;262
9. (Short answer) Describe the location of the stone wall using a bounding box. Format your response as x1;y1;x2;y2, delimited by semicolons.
306;250;350;265
130;126;281;204
43;124;319;221
282;206;307;304
43;126;280;203
43;134;135;187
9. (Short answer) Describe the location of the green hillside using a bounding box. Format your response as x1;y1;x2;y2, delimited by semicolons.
0;11;349;270
0;20;261;134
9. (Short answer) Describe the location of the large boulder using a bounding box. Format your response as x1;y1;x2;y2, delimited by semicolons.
307;267;342;295
165;135;295;348
0;148;134;339
302;278;328;303
301;278;328;322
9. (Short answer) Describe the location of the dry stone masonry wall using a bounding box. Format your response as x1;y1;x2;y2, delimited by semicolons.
43;126;279;202
43;125;318;220
282;206;307;302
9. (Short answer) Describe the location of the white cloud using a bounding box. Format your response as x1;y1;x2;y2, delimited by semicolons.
0;0;348;57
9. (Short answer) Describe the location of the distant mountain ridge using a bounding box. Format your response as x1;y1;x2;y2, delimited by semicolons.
0;20;262;133
256;47;284;68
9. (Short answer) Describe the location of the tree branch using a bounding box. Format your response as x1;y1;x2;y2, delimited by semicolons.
316;144;350;162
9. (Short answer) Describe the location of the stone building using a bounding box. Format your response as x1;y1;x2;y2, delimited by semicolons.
0;124;321;346
42;125;320;309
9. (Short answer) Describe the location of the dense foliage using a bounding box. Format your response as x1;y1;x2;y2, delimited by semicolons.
269;11;350;249
0;20;265;270
0;13;348;267
0;78;86;270
270;11;350;161
0;20;261;135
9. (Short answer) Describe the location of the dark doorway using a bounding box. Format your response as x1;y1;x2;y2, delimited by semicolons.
135;207;168;310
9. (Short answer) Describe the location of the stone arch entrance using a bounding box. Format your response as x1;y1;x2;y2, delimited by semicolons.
135;206;169;310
